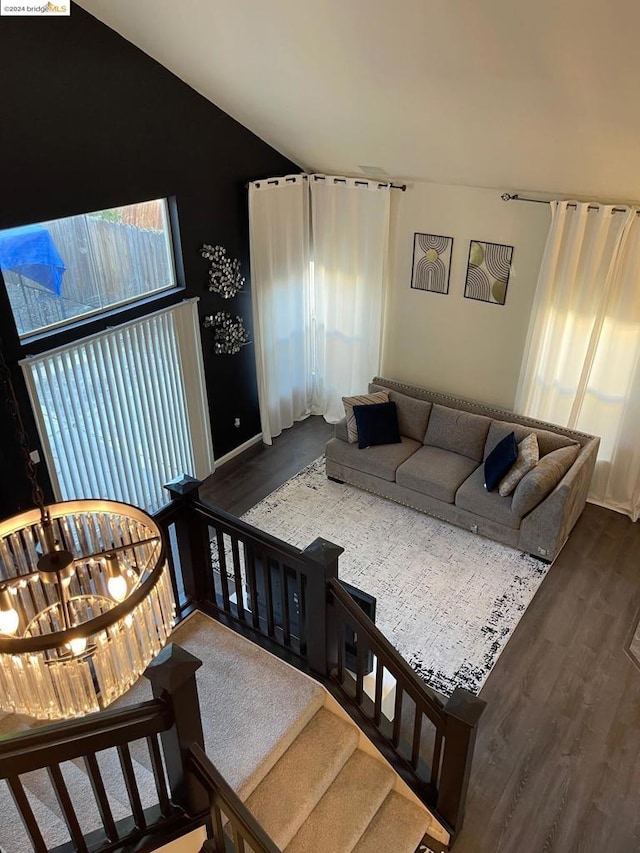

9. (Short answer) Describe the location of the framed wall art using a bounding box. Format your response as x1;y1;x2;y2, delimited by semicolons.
464;240;513;305
411;232;453;295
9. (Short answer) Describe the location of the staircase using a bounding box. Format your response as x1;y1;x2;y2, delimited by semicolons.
245;707;431;852
162;610;446;851
0;610;446;853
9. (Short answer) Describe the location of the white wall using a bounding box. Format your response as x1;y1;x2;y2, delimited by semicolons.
382;182;551;409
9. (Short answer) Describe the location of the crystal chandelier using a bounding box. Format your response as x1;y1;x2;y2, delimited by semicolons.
0;337;175;720
0;499;175;720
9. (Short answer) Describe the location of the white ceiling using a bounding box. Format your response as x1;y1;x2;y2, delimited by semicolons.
76;0;640;202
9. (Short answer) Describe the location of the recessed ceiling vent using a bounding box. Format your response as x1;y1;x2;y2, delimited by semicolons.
358;165;389;177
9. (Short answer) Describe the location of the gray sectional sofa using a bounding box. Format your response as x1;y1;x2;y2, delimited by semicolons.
325;377;600;561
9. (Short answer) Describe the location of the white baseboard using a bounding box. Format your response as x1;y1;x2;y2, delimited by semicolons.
215;433;263;469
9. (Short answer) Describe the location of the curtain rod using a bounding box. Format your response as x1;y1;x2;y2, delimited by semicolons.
247;174;407;191
501;192;634;215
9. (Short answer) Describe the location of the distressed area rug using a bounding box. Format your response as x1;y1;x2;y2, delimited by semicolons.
242;457;551;696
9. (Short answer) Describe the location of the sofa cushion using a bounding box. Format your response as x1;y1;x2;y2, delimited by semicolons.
328;435;422;482
342;391;389;443
424;404;492;462
455;466;522;529
484;432;518;491
354;401;401;449
512;444;581;516
499;433;539;496
396;445;479;504
369;384;432;442
484;419;579;460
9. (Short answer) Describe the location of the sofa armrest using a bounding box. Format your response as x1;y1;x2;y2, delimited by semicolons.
518;436;599;559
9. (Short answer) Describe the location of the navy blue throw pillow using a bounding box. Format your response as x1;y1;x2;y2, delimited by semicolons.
353;401;401;450
484;431;518;491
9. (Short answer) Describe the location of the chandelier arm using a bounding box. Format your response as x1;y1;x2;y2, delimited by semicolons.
58;575;72;632
0;539;167;654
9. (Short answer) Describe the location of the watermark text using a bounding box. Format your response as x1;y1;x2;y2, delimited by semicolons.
1;1;69;15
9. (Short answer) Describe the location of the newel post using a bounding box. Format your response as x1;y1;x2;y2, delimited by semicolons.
144;643;209;816
436;687;486;836
165;475;212;605
301;537;343;677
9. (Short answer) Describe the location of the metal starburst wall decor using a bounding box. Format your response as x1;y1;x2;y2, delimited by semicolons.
200;244;245;298
202;312;250;355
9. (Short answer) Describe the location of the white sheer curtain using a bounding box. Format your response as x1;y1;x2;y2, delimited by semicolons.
311;177;391;422
515;200;640;520
249;174;391;439
249;176;312;444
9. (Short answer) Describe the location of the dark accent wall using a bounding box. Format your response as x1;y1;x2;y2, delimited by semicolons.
0;5;297;517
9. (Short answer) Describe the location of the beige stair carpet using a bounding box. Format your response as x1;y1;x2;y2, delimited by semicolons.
246;707;434;853
245;707;359;849
284;750;395;853
351;790;432;853
0;611;325;852
119;610;325;799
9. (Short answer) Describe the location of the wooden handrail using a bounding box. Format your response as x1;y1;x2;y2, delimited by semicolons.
0;699;172;777
153;500;181;528
189;743;281;853
328;575;486;837
327;577;446;728
192;501;313;565
166;491;336;675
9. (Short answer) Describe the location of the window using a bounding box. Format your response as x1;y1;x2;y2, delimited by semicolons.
21;300;215;514
0;198;178;338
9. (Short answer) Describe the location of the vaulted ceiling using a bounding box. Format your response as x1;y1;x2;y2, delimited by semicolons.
76;0;640;202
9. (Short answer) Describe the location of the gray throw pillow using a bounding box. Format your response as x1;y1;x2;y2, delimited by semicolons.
387;390;432;442
484;419;577;460
498;433;539;497
512;443;580;516
342;391;389;443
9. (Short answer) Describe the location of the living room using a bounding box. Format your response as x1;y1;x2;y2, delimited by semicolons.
1;3;639;852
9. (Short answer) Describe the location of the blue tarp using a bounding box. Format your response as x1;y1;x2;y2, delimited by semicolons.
0;224;66;297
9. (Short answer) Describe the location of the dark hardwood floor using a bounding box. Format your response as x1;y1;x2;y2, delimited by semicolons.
456;502;640;853
200;417;640;853
200;416;334;515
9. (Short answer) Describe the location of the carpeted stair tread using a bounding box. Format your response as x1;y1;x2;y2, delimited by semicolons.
246;708;359;848
116;612;325;799
351;790;432;853
284;750;395;853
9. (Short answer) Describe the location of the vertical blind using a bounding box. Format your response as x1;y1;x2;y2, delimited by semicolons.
21;299;214;513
